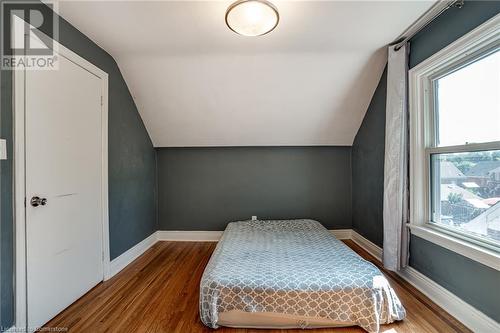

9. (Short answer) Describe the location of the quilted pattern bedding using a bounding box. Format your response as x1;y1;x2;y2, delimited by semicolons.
200;219;405;332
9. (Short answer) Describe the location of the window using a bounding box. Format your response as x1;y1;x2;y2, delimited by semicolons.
430;150;500;247
410;15;500;269
434;51;500;147
429;50;500;248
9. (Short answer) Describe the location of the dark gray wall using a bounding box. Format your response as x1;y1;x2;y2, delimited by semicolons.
0;3;157;328
351;0;500;322
157;147;351;231
409;237;500;321
1;60;14;330
351;67;387;248
409;0;500;68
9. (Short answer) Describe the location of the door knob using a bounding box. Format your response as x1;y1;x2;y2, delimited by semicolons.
30;196;47;207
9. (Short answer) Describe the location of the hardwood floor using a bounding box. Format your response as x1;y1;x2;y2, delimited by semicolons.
44;240;471;333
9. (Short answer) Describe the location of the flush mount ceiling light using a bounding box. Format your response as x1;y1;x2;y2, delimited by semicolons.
225;0;279;36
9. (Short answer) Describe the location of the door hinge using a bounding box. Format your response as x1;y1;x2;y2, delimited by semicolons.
100;95;103;106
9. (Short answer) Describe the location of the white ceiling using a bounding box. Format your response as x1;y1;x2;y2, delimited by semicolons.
58;1;434;147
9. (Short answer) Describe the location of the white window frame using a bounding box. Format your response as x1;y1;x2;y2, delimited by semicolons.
409;13;500;271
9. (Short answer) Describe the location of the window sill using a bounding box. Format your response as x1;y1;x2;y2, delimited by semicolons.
409;224;500;271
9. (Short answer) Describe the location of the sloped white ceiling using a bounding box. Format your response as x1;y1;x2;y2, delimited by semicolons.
58;1;434;147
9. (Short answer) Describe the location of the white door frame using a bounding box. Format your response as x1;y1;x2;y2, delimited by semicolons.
13;36;110;329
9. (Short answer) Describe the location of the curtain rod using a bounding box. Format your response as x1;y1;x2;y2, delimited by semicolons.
392;0;464;51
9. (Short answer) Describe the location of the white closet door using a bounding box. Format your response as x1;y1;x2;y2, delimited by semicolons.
25;52;103;328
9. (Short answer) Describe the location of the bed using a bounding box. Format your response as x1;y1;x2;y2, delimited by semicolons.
200;219;405;333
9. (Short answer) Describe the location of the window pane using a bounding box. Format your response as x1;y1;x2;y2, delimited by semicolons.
431;150;500;245
435;50;500;147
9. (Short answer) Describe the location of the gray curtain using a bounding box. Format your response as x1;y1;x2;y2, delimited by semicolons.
382;43;410;271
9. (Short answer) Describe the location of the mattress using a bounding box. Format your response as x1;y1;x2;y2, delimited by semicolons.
217;310;354;329
200;219;405;333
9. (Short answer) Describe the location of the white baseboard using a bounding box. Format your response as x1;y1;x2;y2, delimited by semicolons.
398;266;499;332
106;232;158;280
155;229;351;241
156;230;223;242
329;229;352;239
349;230;499;333
351;230;383;261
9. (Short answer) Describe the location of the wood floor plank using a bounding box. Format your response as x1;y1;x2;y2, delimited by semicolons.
43;240;471;333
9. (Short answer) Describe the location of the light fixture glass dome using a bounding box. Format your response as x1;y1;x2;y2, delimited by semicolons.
225;0;279;36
